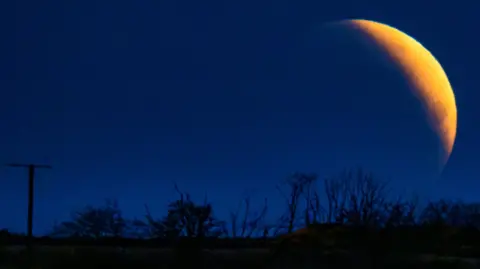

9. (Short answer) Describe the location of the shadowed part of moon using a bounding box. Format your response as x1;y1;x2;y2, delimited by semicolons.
322;19;457;170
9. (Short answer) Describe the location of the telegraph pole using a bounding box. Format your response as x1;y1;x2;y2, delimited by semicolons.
6;163;52;268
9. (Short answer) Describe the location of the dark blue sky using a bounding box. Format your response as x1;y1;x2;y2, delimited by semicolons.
3;1;480;235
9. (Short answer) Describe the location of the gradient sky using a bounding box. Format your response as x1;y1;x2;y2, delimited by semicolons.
3;1;480;235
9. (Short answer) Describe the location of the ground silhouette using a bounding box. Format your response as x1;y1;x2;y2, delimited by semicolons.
1;168;480;269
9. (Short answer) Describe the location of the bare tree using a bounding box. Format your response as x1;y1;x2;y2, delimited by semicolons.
142;204;167;238
382;194;419;227
324;169;389;227
324;171;350;224
277;172;317;234
345;169;388;226
419;199;480;229
419;199;462;226
161;184;225;238
308;189;324;224
229;194;268;237
302;174;319;226
229;194;249;238
135;184;226;240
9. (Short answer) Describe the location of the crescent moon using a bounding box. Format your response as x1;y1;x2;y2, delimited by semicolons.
326;19;457;169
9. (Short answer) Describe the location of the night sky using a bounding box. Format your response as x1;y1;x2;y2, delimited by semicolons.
3;1;480;235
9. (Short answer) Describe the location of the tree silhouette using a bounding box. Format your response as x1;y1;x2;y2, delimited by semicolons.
382;194;419;227
6;167;480;269
323;168;389;227
50;199;126;238
276;172;318;234
229;194;268;238
142;184;225;239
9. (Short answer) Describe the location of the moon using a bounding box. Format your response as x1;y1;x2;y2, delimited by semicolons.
318;19;457;171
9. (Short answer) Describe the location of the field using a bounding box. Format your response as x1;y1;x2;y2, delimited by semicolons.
1;246;269;269
2;245;480;269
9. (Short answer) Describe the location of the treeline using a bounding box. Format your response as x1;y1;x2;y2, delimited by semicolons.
2;168;480;252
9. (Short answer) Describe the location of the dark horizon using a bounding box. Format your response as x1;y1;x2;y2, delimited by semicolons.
3;1;480;236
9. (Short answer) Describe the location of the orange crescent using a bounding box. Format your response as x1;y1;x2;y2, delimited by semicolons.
328;19;457;169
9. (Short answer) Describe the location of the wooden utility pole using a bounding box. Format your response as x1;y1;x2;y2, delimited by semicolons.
6;163;52;268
